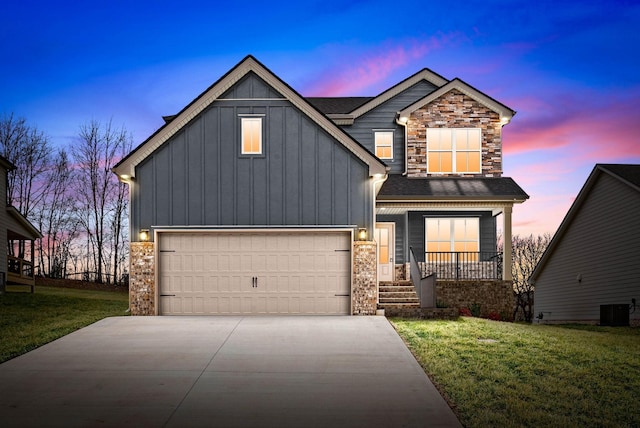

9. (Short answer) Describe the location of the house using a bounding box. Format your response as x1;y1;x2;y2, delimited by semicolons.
113;55;528;316
0;155;43;293
531;164;640;326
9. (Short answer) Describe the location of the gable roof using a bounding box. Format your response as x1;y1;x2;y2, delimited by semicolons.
113;56;387;178
531;164;640;281
377;175;529;201
397;78;516;124
308;68;449;125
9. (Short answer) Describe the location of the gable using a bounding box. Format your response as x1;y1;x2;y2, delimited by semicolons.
113;56;386;179
398;79;515;124
532;164;640;282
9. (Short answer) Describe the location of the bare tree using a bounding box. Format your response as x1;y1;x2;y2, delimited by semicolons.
72;120;130;283
0;113;52;258
0;113;52;217
34;149;80;277
501;233;552;322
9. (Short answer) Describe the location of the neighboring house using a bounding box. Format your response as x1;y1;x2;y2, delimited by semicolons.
0;156;42;293
531;164;640;326
113;55;528;316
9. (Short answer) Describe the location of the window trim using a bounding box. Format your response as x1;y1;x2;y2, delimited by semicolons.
374;130;394;160
240;116;264;155
426;128;481;174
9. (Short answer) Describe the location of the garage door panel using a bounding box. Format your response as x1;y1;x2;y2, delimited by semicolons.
159;231;351;315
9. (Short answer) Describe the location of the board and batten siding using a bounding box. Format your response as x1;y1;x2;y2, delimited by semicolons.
535;173;640;322
341;81;438;174
131;73;372;238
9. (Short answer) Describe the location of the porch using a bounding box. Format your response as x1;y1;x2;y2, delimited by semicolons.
4;206;42;293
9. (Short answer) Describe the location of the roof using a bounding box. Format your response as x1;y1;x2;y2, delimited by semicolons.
113;55;387;178
6;206;42;240
377;174;529;201
531;164;640;281
0;155;15;171
306;97;373;114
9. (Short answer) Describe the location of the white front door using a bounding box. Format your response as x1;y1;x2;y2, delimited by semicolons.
375;223;395;282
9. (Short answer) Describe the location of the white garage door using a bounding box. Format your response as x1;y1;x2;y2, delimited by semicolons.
158;231;351;315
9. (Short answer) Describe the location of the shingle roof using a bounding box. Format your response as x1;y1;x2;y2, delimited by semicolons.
306;97;373;114
599;164;640;190
377;174;529;200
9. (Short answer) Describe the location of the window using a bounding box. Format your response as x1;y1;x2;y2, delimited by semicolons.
425;218;479;256
427;128;481;173
241;117;262;154
375;131;394;159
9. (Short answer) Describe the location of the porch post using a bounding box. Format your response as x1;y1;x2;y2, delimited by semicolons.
502;205;513;281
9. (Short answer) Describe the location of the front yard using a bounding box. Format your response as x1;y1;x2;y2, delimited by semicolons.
391;317;640;427
0;285;129;363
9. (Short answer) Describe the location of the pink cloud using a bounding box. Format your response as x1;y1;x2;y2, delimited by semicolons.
304;34;465;96
503;87;640;167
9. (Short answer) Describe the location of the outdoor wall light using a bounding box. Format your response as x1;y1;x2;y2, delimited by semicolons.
139;229;150;242
358;228;367;240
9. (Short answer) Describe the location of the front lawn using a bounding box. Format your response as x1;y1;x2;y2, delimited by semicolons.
391;317;640;427
0;285;129;363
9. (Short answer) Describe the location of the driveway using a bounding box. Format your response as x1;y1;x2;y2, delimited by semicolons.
0;316;461;427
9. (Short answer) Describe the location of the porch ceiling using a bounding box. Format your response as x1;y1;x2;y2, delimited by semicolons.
376;202;511;215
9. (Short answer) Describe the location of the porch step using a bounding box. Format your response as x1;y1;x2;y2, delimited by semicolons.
379;279;420;307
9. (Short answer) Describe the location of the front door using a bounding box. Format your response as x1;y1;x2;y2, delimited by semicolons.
375;223;395;282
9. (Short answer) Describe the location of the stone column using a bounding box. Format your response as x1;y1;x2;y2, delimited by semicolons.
352;241;377;315
129;242;155;315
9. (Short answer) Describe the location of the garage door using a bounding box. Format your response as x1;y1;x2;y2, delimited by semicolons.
158;231;351;315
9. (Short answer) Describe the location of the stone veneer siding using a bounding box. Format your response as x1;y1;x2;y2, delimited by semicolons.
129;242;155;316
407;89;503;177
352;241;378;315
436;280;514;319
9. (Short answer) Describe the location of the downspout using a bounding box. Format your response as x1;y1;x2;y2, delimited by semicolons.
395;113;409;176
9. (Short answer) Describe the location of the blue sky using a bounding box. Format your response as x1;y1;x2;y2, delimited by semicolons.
2;0;639;236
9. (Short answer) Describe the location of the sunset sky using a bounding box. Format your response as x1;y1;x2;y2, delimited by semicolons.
1;0;639;237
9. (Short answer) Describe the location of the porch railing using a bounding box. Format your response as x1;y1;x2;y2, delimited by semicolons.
422;252;503;280
7;255;35;285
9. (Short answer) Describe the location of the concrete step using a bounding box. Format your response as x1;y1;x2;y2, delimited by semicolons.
379;280;412;286
379;286;415;293
379;297;420;304
379;291;418;299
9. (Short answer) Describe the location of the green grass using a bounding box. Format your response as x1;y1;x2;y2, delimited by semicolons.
391;317;640;428
0;286;129;363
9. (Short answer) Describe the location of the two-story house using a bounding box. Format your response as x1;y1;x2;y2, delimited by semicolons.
114;55;527;316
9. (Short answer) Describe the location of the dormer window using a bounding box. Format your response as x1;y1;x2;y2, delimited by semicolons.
374;131;394;160
427;128;481;173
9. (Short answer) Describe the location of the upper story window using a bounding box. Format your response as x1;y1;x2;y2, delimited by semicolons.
427;128;481;173
241;117;262;155
374;131;394;160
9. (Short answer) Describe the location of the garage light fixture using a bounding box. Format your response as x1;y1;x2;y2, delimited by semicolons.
358;228;367;240
139;229;150;242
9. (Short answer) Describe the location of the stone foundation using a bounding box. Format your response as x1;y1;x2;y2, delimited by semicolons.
394;264;407;281
436;280;514;319
352;241;377;315
129;242;156;315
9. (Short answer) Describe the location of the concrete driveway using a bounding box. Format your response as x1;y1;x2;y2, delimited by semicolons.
0;316;461;427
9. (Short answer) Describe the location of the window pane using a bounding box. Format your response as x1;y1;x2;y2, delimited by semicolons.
375;131;393;159
455;129;469;149
241;118;262;154
441;152;452;172
437;219;451;241
456;152;468;172
468;129;481;149
468;152;481;173
428;152;441;172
